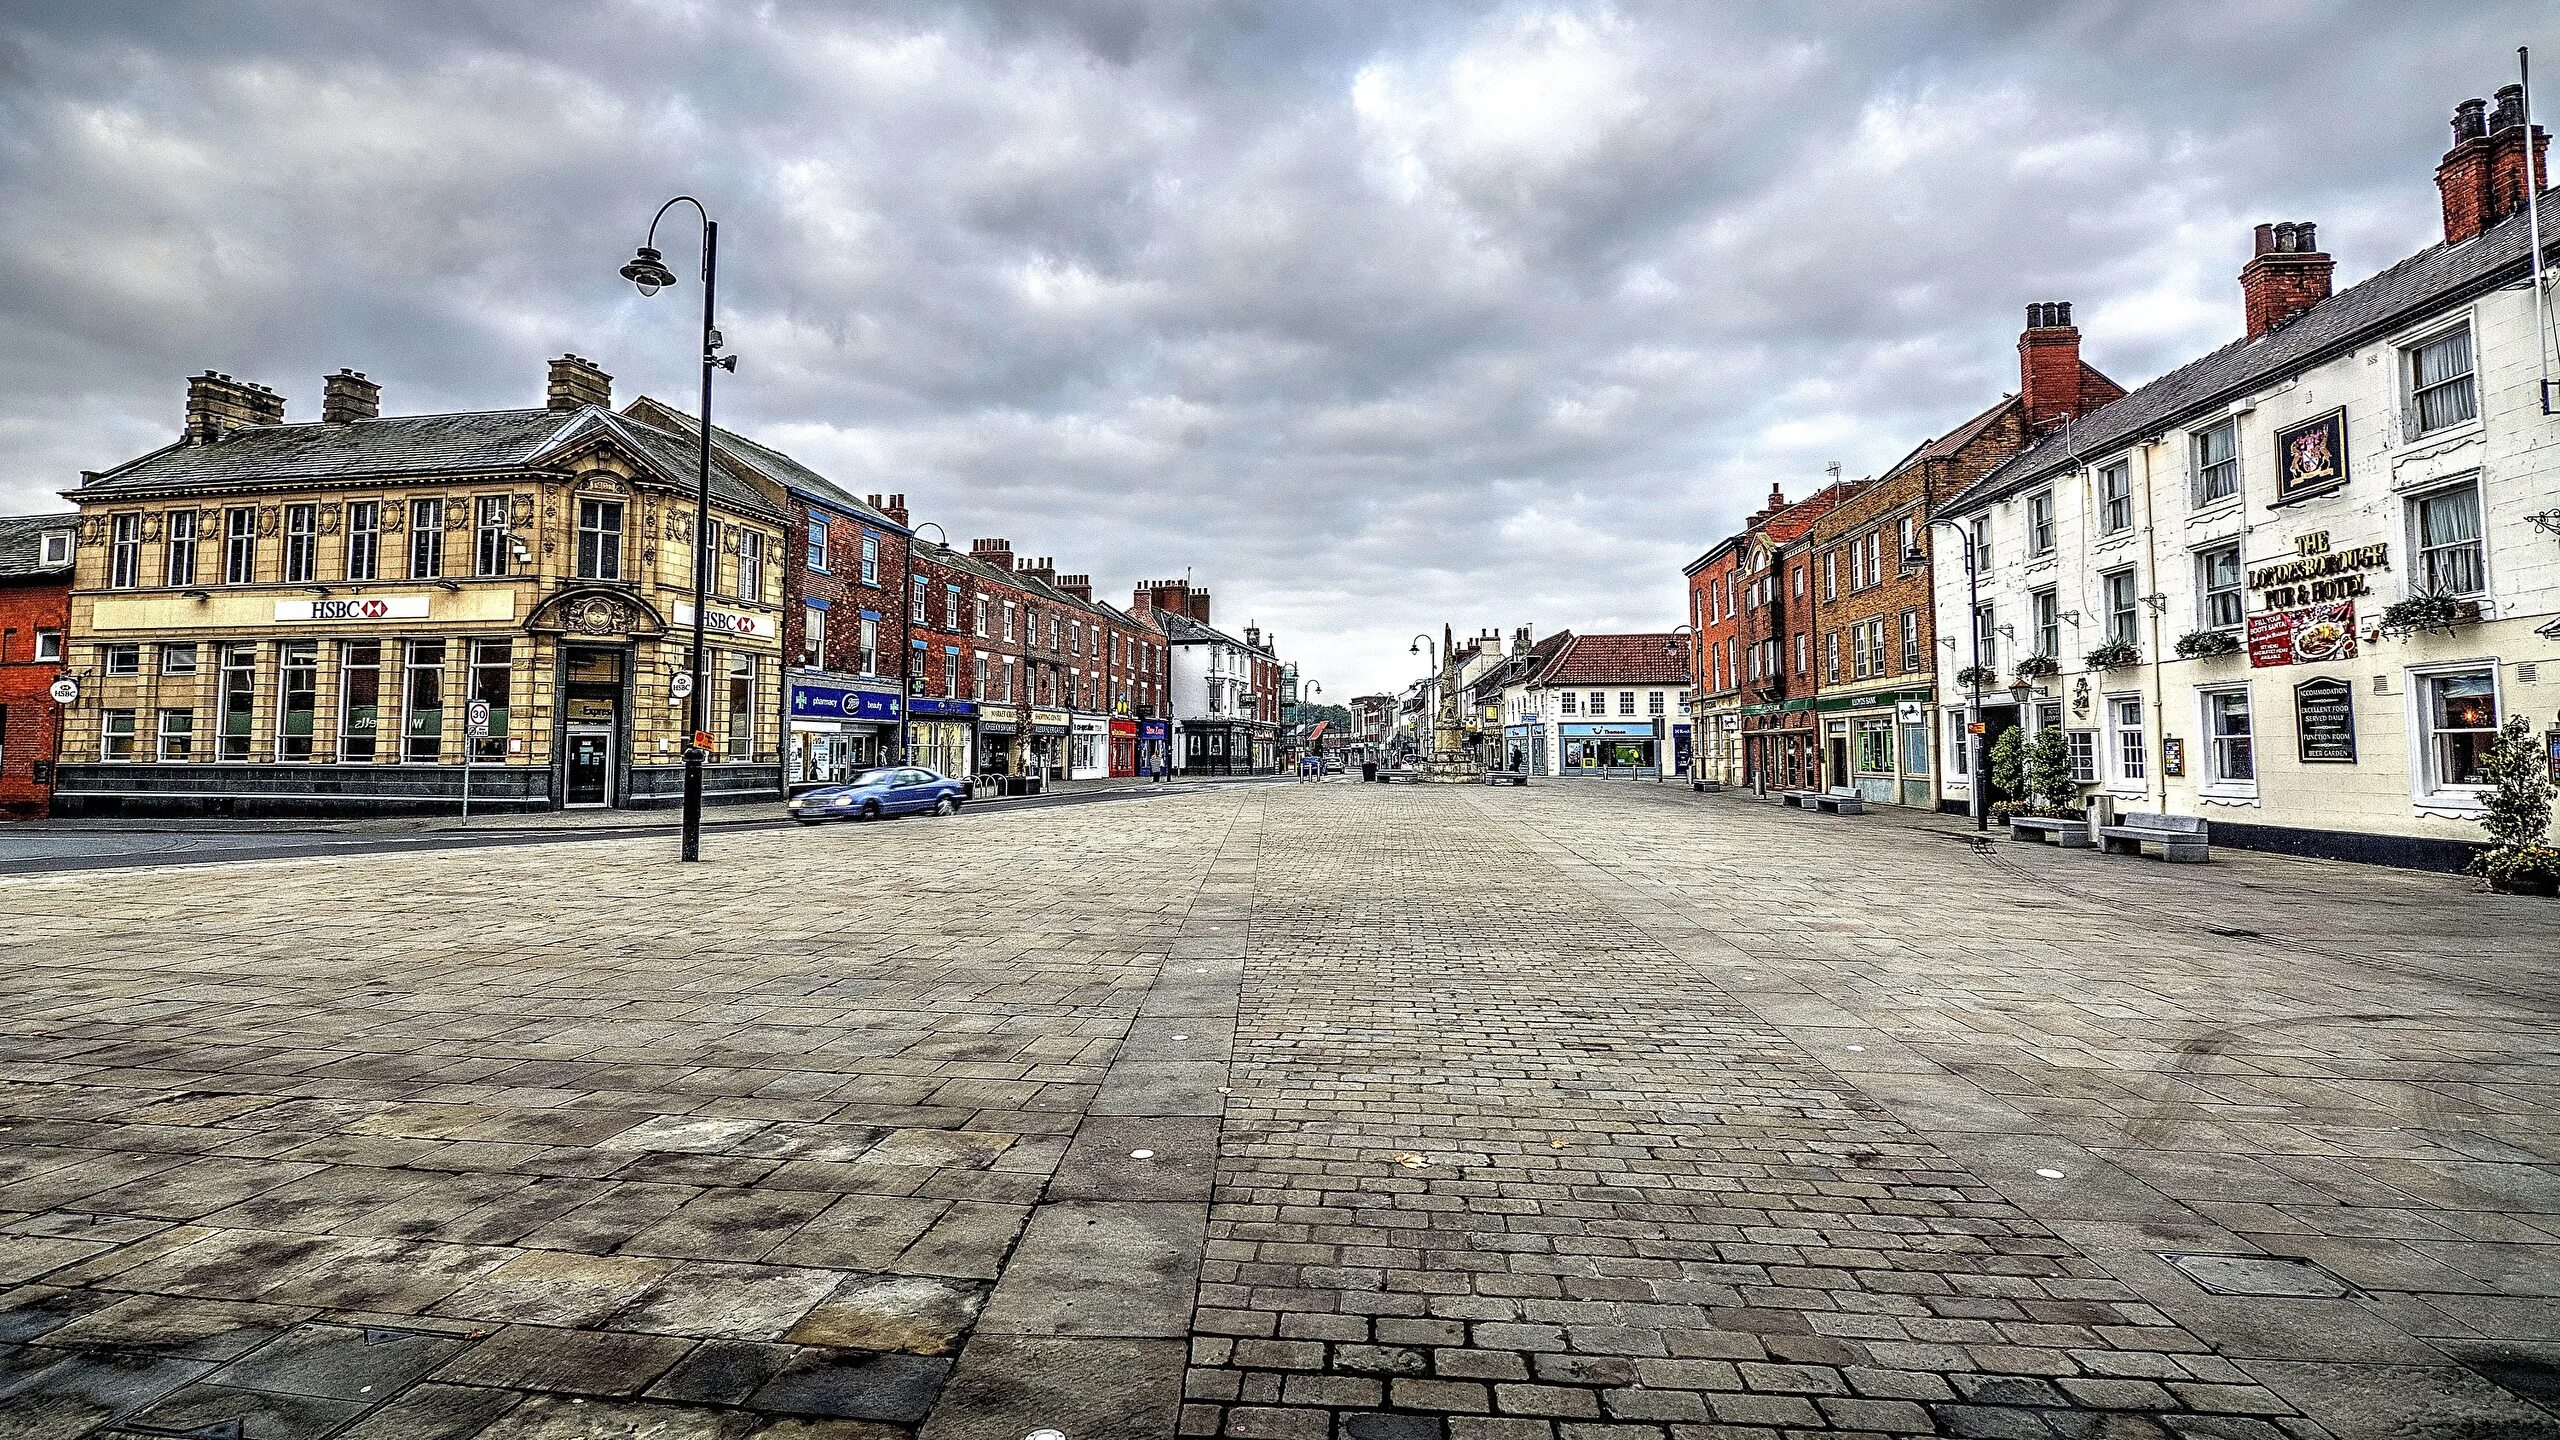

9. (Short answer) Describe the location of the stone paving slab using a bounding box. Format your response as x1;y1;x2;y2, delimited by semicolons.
0;782;2552;1437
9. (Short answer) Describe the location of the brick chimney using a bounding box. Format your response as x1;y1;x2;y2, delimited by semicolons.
546;354;611;412
321;369;380;424
1057;573;1092;601
2239;223;2335;339
1513;625;1533;653
2018;302;2095;431
2440;87;2550;246
883;493;909;528
1017;555;1057;586
184;372;285;444
969;537;1013;566
1187;588;1211;624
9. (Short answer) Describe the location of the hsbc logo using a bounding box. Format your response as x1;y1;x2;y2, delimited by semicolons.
274;595;430;623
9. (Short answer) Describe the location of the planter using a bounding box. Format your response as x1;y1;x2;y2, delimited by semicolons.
2488;872;2560;898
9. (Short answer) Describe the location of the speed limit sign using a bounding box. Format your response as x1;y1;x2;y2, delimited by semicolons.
466;699;492;739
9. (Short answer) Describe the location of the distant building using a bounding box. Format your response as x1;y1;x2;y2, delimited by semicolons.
0;513;76;818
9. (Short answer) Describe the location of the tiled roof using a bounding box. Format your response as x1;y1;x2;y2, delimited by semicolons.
1534;631;1692;687
0;512;75;582
1949;189;2560;514
1474;631;1574;696
72;405;781;523
624;398;901;532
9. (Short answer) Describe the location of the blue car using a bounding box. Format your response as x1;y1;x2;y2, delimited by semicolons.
789;766;968;824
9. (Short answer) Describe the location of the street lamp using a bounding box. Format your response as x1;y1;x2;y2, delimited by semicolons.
618;196;734;863
1910;522;1987;833
898;520;948;767
1666;623;1698;787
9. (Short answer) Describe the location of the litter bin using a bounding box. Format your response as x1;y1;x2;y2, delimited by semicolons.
1361;762;1379;783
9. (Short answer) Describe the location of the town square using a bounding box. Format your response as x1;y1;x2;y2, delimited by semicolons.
6;3;2560;1436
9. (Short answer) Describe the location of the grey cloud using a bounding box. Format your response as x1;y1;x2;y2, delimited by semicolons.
1;1;2551;698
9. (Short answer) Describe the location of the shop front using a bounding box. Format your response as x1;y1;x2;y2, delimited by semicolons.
1742;701;1817;793
786;673;902;791
1557;721;1659;777
1070;713;1111;779
1138;718;1170;777
1109;716;1138;776
907;695;976;779
1503;722;1536;775
1030;707;1072;779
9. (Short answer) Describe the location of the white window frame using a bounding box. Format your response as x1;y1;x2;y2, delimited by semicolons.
2105;694;2148;791
157;708;195;762
35;629;63;662
2102;568;2140;646
2191;421;2240;508
2404;322;2479;439
2198;684;2257;800
2026;490;2055;557
2031;587;2060;662
2405;475;2486;600
2408;662;2500;808
39;529;70;567
2098;461;2133;535
2197;544;2245;631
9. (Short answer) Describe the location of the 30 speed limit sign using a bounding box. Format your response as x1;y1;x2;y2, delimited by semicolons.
466;699;493;739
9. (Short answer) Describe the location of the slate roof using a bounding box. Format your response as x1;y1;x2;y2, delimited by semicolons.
624;398;901;532
1160;609;1273;657
0;512;75;582
71;405;781;523
1474;631;1574;698
1947;188;2560;515
1533;631;1692;687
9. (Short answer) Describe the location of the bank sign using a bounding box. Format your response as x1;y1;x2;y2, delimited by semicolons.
671;602;772;639
788;680;901;724
274;595;430;623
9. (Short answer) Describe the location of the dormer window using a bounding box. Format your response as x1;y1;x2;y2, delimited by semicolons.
40;530;69;567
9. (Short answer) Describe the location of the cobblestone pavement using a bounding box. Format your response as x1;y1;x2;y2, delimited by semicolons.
0;784;2553;1439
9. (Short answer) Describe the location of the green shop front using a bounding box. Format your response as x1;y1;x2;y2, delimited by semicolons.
1817;685;1935;807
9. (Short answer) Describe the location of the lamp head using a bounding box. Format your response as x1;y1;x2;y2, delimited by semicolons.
620;245;677;296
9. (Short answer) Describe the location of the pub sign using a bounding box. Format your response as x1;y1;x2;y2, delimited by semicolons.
2272;407;2348;504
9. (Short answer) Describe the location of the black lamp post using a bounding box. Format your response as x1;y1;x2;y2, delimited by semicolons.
897;520;948;768
619;196;733;862
1911;522;1986;832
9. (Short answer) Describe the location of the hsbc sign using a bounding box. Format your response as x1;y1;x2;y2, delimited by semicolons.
273;595;432;623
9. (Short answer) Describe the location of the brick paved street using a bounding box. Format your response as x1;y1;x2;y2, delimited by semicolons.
1;784;2555;1439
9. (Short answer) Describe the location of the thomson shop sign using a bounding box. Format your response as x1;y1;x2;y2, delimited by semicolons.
273;595;431;623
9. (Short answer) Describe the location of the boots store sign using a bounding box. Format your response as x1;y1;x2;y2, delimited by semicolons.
273;595;431;623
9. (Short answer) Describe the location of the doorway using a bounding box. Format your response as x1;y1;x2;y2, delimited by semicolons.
1826;720;1850;791
566;728;614;807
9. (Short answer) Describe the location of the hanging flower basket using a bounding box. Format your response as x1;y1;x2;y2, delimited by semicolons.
2083;639;2142;671
2376;591;2480;639
2013;655;2061;681
1954;665;1999;690
2173;629;2242;660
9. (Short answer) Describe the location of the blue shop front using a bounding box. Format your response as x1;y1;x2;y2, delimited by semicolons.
907;696;977;779
1138;718;1171;777
787;672;904;789
1557;720;1662;778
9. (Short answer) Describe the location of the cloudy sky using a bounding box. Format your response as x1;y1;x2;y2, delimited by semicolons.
2;2;2550;697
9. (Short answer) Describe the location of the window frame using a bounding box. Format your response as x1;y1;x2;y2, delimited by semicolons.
2406;475;2486;600
344;501;379;581
2102;567;2140;646
276;640;320;761
474;496;511;578
576;498;625;582
2106;694;2148;790
2411;663;2500;799
2199;684;2256;796
224;506;259;585
2404;322;2479;439
408;498;445;580
283;503;318;584
2191;421;2241;507
164;509;197;587
2026;490;2055;557
2197;543;2246;631
157;707;195;762
2098;461;2134;535
108;512;141;589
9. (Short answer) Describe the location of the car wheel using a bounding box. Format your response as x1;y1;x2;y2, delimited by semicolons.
934;796;958;816
795;817;825;826
858;801;881;821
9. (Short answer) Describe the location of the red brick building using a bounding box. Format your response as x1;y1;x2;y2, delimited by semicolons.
1;514;83;818
1736;482;1853;792
1682;536;1744;785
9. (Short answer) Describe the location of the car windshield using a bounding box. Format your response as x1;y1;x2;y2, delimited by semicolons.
851;768;902;785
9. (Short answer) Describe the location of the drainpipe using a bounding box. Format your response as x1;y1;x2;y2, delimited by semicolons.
2137;440;2168;812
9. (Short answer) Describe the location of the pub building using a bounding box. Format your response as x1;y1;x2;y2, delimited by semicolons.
52;357;787;815
1929;85;2560;869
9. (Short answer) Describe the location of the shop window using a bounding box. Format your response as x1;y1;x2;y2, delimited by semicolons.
158;709;194;761
1901;719;1929;776
340;641;382;762
577;499;624;581
476;496;511;577
285;504;318;584
277;641;319;761
101;709;137;761
165;509;197;587
2192;421;2240;506
2406;324;2478;436
471;640;512;760
345;501;380;581
2408;478;2484;598
2417;667;2497;792
403;640;445;762
2198;545;2245;630
409;499;445;580
219;643;258;760
109;512;140;589
2203;686;2254;788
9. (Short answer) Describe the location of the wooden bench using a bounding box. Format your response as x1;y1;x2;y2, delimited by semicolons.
2007;814;2093;848
1483;770;1530;786
2098;811;2210;863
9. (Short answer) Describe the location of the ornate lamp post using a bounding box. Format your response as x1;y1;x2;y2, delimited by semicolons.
617;196;735;862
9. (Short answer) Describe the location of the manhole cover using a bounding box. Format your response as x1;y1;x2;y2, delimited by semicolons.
2160;1252;2352;1298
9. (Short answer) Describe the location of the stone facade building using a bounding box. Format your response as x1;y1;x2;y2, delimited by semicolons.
53;358;789;815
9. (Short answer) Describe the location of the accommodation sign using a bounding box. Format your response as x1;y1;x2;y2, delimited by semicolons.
274;595;431;622
2294;677;2357;763
2247;531;2388;608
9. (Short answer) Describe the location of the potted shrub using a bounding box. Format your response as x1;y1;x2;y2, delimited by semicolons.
2470;716;2558;896
1954;664;1999;690
2015;654;2061;682
1988;726;2025;806
2173;629;2242;660
2377;590;2480;639
2084;638;2142;671
2006;726;2091;846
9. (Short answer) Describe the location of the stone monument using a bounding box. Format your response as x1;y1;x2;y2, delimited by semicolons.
1421;623;1485;784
